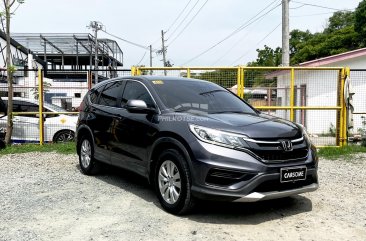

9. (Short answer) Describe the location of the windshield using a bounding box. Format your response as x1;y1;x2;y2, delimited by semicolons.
150;79;257;115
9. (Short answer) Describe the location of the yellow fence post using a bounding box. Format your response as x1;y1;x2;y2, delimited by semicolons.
339;67;349;147
131;66;142;76
38;69;44;145
241;67;245;99
236;67;241;97
290;68;295;121
187;68;191;78
131;66;136;76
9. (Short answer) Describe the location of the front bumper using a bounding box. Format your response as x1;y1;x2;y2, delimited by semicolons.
233;183;318;202
189;140;319;202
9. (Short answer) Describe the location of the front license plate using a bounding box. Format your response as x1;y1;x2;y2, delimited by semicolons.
280;166;307;183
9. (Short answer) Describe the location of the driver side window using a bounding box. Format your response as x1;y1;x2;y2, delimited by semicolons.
121;81;155;108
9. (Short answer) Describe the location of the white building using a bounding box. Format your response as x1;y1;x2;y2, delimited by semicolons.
275;48;366;137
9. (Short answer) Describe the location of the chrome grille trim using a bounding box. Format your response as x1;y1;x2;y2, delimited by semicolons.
243;136;304;144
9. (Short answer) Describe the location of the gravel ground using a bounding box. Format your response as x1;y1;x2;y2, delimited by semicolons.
0;152;365;241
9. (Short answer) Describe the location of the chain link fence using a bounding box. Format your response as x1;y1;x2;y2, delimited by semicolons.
0;69;131;144
0;66;349;147
349;69;366;145
133;66;347;147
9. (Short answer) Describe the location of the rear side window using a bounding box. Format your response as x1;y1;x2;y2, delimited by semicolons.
14;100;39;112
12;100;39;118
121;81;155;108
97;81;123;107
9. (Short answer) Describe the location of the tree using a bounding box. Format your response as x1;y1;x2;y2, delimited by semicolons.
248;7;365;66
355;0;366;46
324;11;355;34
289;29;312;57
1;0;24;145
247;45;282;67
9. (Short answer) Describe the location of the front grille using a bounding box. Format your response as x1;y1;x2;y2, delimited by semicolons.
252;176;315;193
251;149;308;161
244;136;309;162
205;168;255;187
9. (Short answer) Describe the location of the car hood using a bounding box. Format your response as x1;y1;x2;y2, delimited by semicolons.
169;112;302;139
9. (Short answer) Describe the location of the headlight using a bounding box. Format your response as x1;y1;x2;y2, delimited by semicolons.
189;124;249;149
298;123;311;144
297;123;308;135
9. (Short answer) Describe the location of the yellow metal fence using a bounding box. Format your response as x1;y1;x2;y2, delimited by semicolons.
132;66;349;147
4;67;348;147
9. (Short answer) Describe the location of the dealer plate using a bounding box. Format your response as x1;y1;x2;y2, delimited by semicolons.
280;166;307;183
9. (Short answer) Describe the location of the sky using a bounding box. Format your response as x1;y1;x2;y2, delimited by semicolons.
10;0;363;68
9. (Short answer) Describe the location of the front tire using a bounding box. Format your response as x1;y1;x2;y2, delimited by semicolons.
78;136;100;175
53;130;75;143
155;149;195;215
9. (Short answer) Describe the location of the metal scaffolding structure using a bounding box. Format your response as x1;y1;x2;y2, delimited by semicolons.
11;33;124;72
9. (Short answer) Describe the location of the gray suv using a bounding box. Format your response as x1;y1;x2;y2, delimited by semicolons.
76;76;318;214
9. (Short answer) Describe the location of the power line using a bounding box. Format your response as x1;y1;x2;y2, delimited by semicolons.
181;0;281;65
291;11;342;17
101;29;159;52
211;4;276;66
136;51;147;65
230;23;281;66
291;1;353;11
168;0;209;46
166;0;193;33
166;0;201;40
290;4;306;10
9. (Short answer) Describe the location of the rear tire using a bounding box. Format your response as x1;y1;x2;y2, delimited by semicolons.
155;149;195;215
78;135;100;175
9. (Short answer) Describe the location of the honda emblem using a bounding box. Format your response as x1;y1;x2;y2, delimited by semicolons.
281;140;293;152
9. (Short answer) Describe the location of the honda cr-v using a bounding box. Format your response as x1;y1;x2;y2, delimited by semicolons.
76;76;318;214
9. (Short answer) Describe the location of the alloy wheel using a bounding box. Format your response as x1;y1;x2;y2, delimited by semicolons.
158;160;181;204
80;139;91;168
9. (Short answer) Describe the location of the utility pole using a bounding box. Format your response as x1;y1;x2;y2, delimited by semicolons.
282;0;290;66
149;45;153;75
161;30;167;75
89;21;103;84
161;30;167;66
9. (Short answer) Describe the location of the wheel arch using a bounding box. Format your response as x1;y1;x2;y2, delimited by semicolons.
52;129;75;143
148;134;194;184
76;125;95;156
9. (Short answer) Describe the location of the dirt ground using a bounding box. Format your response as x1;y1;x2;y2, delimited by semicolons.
0;152;365;241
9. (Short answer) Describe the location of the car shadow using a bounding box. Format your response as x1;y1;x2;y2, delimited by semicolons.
188;195;312;225
78;164;313;225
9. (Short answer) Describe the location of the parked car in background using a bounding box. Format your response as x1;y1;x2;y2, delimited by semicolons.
76;76;319;214
0;97;77;143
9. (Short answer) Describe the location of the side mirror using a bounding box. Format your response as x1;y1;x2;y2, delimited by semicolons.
126;100;157;114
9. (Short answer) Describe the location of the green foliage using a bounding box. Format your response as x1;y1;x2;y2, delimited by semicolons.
8;65;17;73
290;25;359;65
247;45;282;67
318;145;366;160
355;0;366;45
194;69;237;88
249;3;366;66
324;11;355;34
31;82;52;100
0;142;75;156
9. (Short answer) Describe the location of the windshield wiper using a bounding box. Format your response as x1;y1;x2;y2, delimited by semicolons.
199;89;224;95
210;111;248;114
